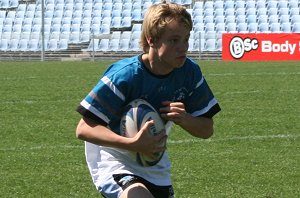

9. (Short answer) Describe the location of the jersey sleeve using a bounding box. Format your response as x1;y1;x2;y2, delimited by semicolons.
76;64;134;131
184;63;221;118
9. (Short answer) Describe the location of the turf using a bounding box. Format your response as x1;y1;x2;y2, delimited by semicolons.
0;60;299;197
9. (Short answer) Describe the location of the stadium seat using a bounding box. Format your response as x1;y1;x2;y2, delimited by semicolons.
226;22;237;33
204;39;216;51
236;15;246;24
256;0;266;9
100;24;111;34
258;22;271;32
193;1;203;10
245;1;256;9
129;39;141;51
291;15;300;24
58;39;68;50
204;16;214;24
108;39;120;52
18;39;29;51
82;38;100;51
292;23;300;32
28;39;40;51
289;1;299;9
119;38;130;51
257;8;268;16
237;22;248;33
266;1;278;9
257;14;268;24
203;8;214;17
235;0;245;9
280;22;292;32
111;16;122;29
0;0;10;9
277;1;288;9
193;9;203;17
279;15;290;24
8;39;19;51
269;23;282;32
248;23;258;32
268;8;278;16
224;0;234;10
246;8;257;17
98;39;110;51
47;39;58;51
204;23;215;32
289;8;300;17
268;15;279;24
214;8;224;17
215;23;226;32
224;8;235;17
278;8;289;16
235;7;246;17
246;15;257;24
215;38;222;51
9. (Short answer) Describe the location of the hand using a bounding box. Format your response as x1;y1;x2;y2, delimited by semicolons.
160;101;187;125
131;120;167;160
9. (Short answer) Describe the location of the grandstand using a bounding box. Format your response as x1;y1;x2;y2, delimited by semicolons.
0;0;300;61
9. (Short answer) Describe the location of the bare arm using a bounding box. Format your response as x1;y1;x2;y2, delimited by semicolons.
76;117;167;158
160;101;214;139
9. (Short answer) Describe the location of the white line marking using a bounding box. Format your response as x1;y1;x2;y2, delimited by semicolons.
0;134;298;152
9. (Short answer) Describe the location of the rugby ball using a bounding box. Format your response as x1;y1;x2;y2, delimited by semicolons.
120;99;166;166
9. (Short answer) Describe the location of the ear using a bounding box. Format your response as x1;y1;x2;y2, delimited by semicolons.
147;37;155;47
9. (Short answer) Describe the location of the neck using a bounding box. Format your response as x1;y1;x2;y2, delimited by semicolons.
142;53;172;76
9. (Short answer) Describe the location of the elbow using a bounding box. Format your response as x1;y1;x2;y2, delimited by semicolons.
201;128;214;139
75;119;87;140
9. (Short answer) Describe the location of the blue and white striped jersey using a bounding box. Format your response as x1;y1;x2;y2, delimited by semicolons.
78;55;220;134
77;54;221;191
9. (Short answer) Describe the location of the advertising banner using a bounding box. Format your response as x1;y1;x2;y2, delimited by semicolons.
222;33;300;61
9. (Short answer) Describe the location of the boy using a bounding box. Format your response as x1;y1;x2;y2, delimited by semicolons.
76;3;221;198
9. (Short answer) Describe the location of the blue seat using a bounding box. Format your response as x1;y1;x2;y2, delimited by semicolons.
279;15;290;24
18;39;29;51
237;22;248;32
289;1;299;9
215;39;222;51
268;15;279;24
258;22;270;32
204;39;216;51
245;1;256;9
292;23;300;33
224;0;234;9
0;39;9;51
246;15;257;24
28;39;40;51
8;39;19;51
281;22;292;32
270;23;282;32
226;22;237;32
266;1;278;9
235;0;245;9
119;38;130;51
257;15;268;24
248;23;258;32
291;15;300;24
204;23;215;32
277;0;288;9
129;39;141;51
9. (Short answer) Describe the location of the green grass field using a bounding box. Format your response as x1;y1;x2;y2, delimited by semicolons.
0;60;299;198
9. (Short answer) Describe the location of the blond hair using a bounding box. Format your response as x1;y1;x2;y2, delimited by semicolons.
140;3;193;53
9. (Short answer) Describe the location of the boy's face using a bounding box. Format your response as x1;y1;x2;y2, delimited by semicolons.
153;19;190;73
